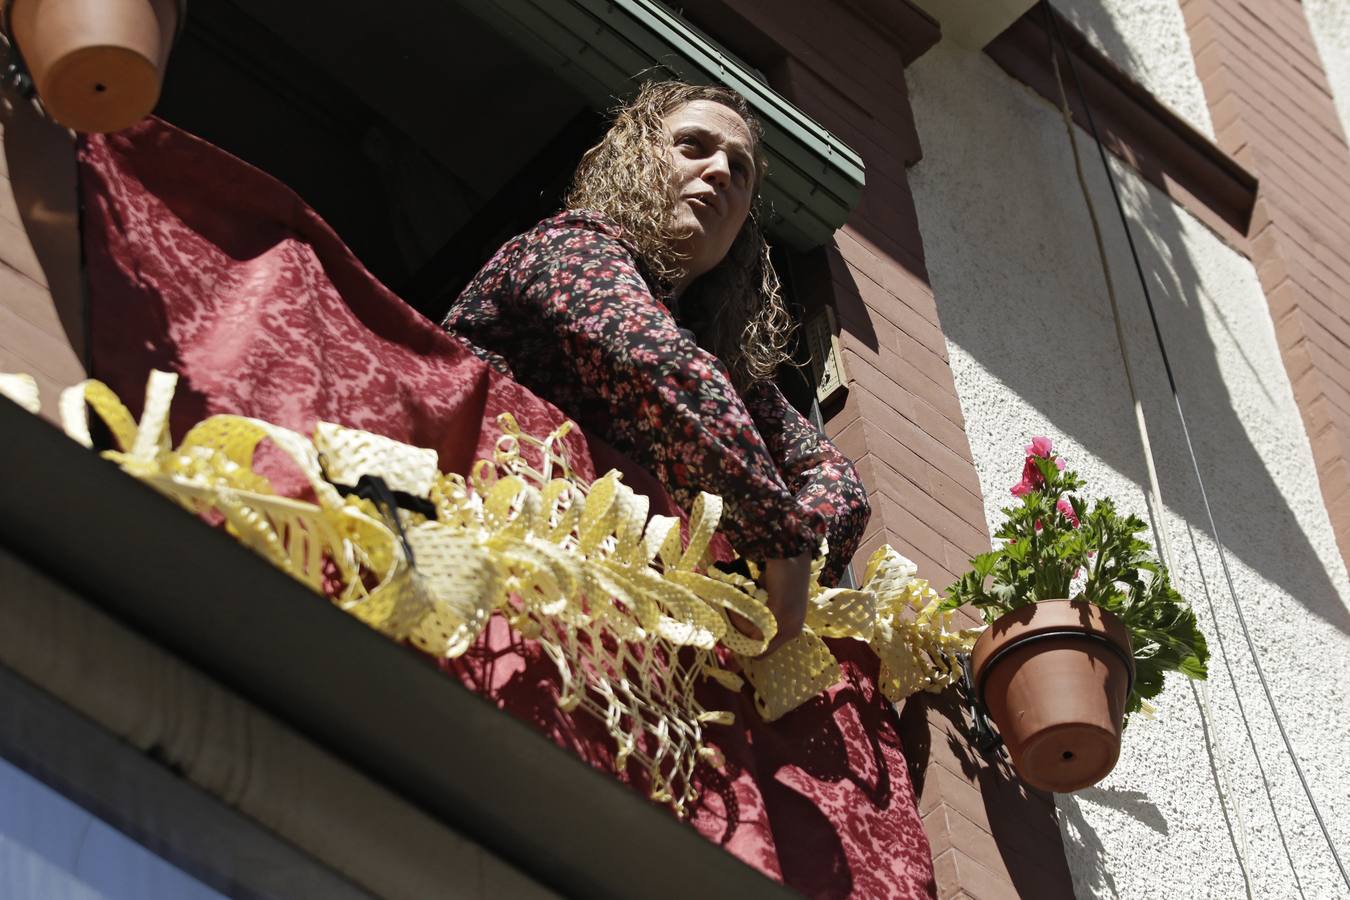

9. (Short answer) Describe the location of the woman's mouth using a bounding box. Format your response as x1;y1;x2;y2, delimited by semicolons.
687;195;720;215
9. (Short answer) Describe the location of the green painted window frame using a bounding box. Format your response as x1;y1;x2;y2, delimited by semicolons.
455;0;865;249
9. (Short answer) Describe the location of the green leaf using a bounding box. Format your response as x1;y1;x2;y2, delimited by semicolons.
972;551;999;580
943;443;1213;716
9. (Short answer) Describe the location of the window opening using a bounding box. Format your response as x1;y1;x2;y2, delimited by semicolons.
156;0;594;321
0;756;226;899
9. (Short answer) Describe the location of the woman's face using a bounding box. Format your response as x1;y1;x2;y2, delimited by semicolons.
662;99;757;294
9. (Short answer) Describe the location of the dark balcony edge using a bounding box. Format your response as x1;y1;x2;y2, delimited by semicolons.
0;397;796;900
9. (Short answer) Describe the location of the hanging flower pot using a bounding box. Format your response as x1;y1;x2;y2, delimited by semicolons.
945;437;1209;792
970;599;1134;792
6;0;181;133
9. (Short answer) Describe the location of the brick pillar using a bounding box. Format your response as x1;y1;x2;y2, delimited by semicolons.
0;88;86;422
1184;0;1350;556
794;55;1076;898
671;2;1081;895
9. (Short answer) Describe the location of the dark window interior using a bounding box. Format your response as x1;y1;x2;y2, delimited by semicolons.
156;0;600;322
155;0;822;420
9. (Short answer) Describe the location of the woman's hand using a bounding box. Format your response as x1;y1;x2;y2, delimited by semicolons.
760;552;811;656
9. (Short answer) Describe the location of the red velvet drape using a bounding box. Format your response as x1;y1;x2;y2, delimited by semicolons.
78;118;936;900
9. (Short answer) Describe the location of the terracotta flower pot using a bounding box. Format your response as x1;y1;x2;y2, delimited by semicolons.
970;599;1134;792
7;0;179;133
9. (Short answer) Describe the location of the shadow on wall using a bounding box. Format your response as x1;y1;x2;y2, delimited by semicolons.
900;692;1078;899
904;6;1350;637
0;49;85;372
1057;795;1122;899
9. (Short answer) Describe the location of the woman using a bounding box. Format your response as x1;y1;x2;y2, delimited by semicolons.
443;81;870;653
78;100;932;897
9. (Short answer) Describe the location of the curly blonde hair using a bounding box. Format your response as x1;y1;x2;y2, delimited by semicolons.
565;80;793;388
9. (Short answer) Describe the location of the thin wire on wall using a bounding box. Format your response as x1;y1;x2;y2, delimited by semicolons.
1044;26;1259;900
1041;2;1350;894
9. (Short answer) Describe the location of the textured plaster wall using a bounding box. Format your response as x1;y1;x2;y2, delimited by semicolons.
1052;0;1215;138
906;39;1350;900
1305;0;1350;142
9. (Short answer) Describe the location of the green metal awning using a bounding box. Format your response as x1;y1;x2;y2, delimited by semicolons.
456;0;865;249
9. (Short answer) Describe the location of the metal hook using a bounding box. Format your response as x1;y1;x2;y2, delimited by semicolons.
0;34;47;120
959;653;1004;757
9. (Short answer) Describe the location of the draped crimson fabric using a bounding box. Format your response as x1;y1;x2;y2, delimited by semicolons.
77;118;936;900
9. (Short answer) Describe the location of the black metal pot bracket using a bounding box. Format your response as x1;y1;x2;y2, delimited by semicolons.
959;652;1004;757
0;35;43;117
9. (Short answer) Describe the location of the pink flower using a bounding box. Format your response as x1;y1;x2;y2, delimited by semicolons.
1057;497;1080;528
1013;437;1068;496
1025;436;1054;458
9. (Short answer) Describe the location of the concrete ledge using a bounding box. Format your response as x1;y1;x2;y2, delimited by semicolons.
911;0;1036;51
0;396;794;900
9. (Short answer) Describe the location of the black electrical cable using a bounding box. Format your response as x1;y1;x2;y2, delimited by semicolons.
1183;521;1302;899
1042;3;1350;891
1043;25;1268;895
1042;16;1302;896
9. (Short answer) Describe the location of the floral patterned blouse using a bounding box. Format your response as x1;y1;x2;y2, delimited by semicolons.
442;211;869;585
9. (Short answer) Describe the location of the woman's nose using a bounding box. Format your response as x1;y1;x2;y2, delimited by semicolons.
703;150;732;187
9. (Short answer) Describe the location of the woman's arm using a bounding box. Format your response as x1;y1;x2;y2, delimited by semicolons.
740;380;872;587
504;214;827;567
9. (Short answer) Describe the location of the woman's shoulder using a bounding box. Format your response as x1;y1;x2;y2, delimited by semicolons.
491;211;655;299
527;210;636;254
472;211;629;281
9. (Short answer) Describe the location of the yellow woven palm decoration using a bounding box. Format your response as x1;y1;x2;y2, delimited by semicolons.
17;370;979;813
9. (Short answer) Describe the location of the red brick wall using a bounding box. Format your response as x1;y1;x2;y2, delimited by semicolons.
792;53;1077;900
1183;0;1350;560
679;2;1077;896
0;101;86;421
768;59;992;596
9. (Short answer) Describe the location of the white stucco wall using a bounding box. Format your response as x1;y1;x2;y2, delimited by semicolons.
905;37;1350;900
1052;0;1215;138
1305;0;1350;143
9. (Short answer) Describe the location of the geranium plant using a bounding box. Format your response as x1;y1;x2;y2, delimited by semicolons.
946;437;1209;719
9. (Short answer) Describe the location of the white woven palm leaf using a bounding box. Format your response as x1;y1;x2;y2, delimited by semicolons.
16;368;981;813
